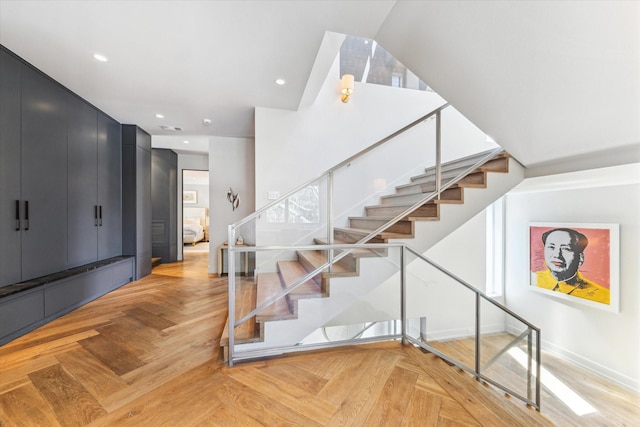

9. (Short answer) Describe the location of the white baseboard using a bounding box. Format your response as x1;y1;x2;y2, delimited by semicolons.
504;324;639;392
542;340;639;392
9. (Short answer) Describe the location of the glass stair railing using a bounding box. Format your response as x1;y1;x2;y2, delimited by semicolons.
223;103;539;410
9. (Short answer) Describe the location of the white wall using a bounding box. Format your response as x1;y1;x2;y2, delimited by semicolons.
183;183;209;209
327;209;499;337
504;168;640;390
254;53;496;253
255;56;447;214
209;137;255;274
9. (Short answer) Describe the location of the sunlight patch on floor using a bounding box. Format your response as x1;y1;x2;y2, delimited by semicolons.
508;347;597;416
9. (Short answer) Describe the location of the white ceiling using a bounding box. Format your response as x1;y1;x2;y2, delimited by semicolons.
183;170;209;187
376;1;640;169
0;0;394;139
1;1;638;170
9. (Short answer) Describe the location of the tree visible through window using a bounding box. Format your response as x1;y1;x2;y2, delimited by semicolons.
266;185;320;224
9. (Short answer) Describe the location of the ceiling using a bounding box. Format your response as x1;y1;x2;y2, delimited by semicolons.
0;0;394;139
1;1;638;170
375;1;640;169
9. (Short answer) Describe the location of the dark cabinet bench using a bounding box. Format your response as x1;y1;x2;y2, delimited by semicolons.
0;256;134;346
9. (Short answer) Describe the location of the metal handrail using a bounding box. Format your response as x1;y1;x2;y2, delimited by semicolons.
226;98;540;409
233;243;393;328
231;144;504;329
227;241;541;410
404;246;540;329
230;103;450;231
403;245;541;409
350;147;504;247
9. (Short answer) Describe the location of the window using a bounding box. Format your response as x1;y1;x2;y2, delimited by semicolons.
391;74;402;88
486;197;505;296
266;185;320;224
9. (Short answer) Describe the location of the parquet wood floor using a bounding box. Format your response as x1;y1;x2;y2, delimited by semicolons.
0;252;633;426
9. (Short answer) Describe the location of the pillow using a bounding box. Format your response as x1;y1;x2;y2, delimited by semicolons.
184;217;201;225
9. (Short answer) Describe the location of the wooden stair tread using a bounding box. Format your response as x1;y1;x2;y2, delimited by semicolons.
365;200;434;210
400;171;487;192
422;149;507;173
412;150;508;182
333;227;412;240
256;273;293;321
313;238;387;258
220;278;260;346
381;186;462;203
298;249;357;276
277;260;323;298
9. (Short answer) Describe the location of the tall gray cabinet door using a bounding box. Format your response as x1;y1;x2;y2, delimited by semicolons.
20;67;68;280
67;95;98;268
136;142;152;278
97;113;122;260
0;49;22;287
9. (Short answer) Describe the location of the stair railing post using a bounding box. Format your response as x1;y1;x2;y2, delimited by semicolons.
401;245;407;345
475;293;481;380
527;327;533;404
536;330;542;411
327;171;334;273
435;110;442;200
227;224;236;366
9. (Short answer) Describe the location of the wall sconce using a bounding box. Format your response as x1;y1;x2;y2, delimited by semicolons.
341;74;354;103
227;187;240;211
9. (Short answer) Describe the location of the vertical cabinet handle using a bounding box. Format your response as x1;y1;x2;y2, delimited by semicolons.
95;205;99;226
99;205;103;226
15;200;20;230
24;200;29;231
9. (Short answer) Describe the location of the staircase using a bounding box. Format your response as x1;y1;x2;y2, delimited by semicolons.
221;149;517;355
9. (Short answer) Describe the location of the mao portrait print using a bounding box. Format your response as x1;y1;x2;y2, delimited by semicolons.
529;223;619;310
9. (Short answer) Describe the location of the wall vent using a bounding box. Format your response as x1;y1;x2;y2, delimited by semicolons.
160;125;183;131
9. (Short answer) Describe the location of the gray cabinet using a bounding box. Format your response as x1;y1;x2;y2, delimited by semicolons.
97;113;122;260
1;50;69;285
0;48;22;286
1;45;123;289
0;290;44;340
122;125;152;280
0;257;134;345
152;148;178;264
67;100;122;268
20;64;69;281
67;95;99;267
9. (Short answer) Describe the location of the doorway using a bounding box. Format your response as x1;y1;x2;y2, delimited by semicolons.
182;170;210;258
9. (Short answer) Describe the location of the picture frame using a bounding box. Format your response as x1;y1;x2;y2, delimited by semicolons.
528;222;620;312
183;190;198;204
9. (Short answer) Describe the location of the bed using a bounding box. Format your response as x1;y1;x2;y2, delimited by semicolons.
183;207;207;245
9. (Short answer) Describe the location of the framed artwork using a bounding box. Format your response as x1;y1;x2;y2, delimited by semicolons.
183;190;198;204
528;222;619;312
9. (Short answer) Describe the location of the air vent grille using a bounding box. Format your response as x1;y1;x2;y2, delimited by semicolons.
160;125;183;131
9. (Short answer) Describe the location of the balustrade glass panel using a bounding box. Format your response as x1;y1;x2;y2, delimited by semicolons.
479;300;540;405
404;250;477;369
300;245;402;346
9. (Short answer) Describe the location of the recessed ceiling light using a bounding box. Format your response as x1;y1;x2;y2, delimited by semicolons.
155;113;164;119
183;140;190;144
274;78;286;86
93;53;108;62
202;118;212;126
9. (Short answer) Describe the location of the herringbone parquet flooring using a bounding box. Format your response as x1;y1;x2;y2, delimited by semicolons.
0;252;634;426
